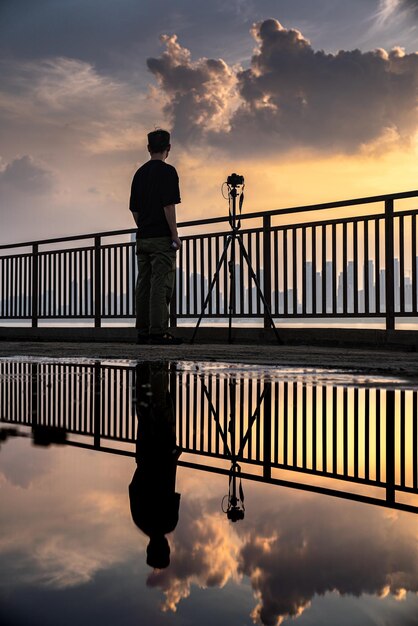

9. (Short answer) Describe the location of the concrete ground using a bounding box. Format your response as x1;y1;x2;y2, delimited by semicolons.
1;339;418;380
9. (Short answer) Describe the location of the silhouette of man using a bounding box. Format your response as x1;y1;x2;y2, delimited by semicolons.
129;129;182;345
129;363;181;569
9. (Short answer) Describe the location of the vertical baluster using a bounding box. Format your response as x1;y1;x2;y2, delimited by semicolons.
365;388;370;481
412;214;417;314
399;215;405;314
283;229;288;316
312;227;317;315
321;226;326;315
385;199;395;329
292;228;297;315
364;220;370;315
302;226;307;316
376;389;381;483
375;219;381;315
353;221;358;315
332;223;337;314
343;386;348;476
322;386;327;472
312;385;317;470
263;215;272;326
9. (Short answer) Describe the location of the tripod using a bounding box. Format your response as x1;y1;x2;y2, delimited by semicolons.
191;177;281;344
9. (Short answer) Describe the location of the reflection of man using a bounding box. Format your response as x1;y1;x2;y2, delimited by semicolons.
129;129;182;345
129;363;181;569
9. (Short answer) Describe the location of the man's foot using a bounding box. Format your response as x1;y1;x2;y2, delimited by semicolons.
136;334;150;345
149;333;183;345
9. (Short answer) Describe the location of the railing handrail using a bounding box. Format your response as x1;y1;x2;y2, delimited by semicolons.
1;188;417;251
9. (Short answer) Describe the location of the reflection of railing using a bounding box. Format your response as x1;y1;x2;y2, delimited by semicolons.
1;360;417;512
1;190;418;328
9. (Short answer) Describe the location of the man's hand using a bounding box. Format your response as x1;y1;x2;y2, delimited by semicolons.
164;204;181;250
171;235;182;250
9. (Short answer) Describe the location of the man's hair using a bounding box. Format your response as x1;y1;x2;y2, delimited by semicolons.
146;536;170;569
148;129;170;154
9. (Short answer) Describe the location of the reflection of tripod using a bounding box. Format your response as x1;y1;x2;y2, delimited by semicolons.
201;376;267;522
191;176;281;344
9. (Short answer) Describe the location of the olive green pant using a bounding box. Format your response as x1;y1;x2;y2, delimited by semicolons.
135;237;176;336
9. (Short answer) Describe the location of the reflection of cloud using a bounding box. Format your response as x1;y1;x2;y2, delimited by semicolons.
148;19;418;154
238;496;418;625
146;498;242;611
0;445;142;589
0;438;51;489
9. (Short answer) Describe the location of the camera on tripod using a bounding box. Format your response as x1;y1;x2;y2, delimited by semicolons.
227;173;244;187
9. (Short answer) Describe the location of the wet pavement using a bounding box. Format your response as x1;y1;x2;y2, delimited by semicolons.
0;340;418;378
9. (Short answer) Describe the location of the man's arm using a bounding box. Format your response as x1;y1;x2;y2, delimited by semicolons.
164;204;181;249
131;211;139;226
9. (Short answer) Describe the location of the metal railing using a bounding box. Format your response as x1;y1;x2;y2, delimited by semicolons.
1;189;418;328
1;360;417;512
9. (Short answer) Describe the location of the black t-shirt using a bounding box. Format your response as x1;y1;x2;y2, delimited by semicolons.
129;159;181;238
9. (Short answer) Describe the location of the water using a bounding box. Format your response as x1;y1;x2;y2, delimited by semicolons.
1;359;417;626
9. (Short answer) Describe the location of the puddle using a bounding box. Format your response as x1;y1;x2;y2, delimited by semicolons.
1;359;417;625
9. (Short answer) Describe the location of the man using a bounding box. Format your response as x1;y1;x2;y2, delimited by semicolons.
129;363;181;569
130;129;182;344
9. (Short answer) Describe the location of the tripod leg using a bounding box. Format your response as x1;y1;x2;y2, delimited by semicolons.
237;236;282;344
201;381;232;457
228;233;237;344
191;236;232;344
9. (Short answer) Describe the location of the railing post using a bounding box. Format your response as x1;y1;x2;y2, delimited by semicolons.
170;263;178;328
94;236;101;328
385;389;395;504
31;362;38;428
31;244;38;328
93;362;101;448
385;199;395;330
263;214;272;329
263;381;272;479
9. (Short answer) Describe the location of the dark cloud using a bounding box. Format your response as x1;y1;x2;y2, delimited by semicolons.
148;19;418;154
147;35;236;144
0;155;54;194
400;0;418;12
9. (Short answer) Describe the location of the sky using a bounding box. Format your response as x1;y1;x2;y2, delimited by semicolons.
1;0;418;244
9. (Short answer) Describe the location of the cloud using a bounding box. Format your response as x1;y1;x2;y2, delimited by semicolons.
0;57;158;242
0;155;54;194
146;498;242;612
400;0;418;14
136;485;418;625
147;19;418;154
0;57;158;156
238;496;418;625
146;34;238;143
374;0;418;26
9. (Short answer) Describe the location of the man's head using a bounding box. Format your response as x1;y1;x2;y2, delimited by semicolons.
147;129;171;156
146;535;170;569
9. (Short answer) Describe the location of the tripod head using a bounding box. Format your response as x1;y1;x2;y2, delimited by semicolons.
223;173;245;231
222;461;245;523
227;173;244;188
